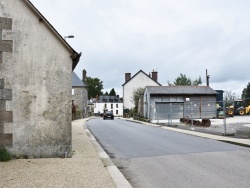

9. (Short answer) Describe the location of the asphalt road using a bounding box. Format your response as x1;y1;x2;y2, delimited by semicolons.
86;118;250;188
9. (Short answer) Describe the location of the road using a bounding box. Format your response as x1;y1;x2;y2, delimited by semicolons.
86;118;250;188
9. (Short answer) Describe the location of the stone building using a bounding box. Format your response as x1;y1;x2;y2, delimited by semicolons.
0;0;81;157
72;71;88;119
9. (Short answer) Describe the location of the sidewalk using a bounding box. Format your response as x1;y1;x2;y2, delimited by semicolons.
0;119;117;188
125;118;250;147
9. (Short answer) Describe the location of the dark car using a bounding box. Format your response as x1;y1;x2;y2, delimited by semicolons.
103;111;114;120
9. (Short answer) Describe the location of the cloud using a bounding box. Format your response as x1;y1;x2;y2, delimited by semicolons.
30;0;250;97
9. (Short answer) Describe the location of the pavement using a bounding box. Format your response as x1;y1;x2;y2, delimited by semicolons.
1;117;250;188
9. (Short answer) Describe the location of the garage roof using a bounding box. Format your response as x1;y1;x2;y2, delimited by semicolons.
146;86;218;95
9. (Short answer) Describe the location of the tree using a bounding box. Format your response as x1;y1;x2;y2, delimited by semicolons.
242;82;250;99
172;73;202;86
104;91;109;96
242;82;250;105
109;88;116;96
224;90;237;102
86;76;104;99
192;76;202;86
131;87;145;113
173;74;191;85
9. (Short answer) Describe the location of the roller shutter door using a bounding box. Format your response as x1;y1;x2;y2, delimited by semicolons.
155;102;184;120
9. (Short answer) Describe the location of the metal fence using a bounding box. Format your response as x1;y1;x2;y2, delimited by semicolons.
152;99;250;138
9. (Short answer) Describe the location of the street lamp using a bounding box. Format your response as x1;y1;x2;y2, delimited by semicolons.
64;35;74;40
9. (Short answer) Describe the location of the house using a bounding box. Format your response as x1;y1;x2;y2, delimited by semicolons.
72;70;88;119
122;70;161;110
0;0;81;157
94;95;123;116
87;100;94;116
143;86;218;120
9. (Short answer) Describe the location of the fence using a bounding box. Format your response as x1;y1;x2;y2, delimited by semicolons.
152;99;250;138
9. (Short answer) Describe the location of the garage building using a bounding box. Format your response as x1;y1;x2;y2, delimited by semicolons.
143;86;218;120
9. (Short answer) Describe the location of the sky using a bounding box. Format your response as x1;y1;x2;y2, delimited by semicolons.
30;0;250;98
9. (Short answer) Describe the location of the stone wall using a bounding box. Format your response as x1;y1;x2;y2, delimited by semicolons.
0;1;74;158
73;87;88;118
0;17;13;149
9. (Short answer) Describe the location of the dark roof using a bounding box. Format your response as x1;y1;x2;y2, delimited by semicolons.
122;70;161;86
72;72;85;87
88;100;94;105
146;86;218;95
24;0;81;70
97;95;122;103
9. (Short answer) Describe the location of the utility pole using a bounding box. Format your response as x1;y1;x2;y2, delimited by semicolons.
206;69;210;86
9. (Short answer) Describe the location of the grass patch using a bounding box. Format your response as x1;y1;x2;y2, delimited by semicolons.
0;148;11;162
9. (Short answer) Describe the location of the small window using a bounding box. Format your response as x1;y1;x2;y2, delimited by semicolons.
111;104;113;109
114;99;118;102
116;104;118;108
109;99;113;102
103;99;107;102
116;110;118;115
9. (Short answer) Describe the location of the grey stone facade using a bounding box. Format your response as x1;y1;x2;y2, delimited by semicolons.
0;0;81;158
72;72;88;118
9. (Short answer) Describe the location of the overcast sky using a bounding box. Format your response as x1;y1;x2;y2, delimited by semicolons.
30;0;250;98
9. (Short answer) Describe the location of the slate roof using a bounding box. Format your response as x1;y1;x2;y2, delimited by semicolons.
96;95;122;103
146;86;218;95
122;70;161;86
72;72;85;87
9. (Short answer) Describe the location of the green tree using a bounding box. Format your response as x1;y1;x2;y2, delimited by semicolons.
242;82;250;99
131;87;145;113
109;88;116;96
104;91;109;96
192;76;202;86
86;76;104;99
172;73;202;86
173;74;192;85
242;82;250;105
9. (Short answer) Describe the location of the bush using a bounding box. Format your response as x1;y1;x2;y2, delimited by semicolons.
0;148;11;162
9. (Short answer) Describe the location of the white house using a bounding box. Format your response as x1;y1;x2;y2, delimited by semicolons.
94;96;123;116
122;70;161;110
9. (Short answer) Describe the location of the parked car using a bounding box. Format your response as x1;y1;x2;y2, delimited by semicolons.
103;111;114;120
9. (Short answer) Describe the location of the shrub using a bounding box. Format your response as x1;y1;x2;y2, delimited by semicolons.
0;148;11;162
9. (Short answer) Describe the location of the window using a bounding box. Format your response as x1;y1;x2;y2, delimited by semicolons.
116;110;118;115
111;104;113;109
116;104;118;108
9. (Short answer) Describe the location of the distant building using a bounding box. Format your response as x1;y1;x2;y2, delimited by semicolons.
0;0;81;157
94;95;123;116
72;71;88;119
122;70;161;110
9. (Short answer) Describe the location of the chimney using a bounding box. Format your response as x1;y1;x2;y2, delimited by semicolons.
151;70;158;82
82;69;87;84
125;73;131;83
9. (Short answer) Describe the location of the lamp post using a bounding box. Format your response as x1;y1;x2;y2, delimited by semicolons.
64;35;74;40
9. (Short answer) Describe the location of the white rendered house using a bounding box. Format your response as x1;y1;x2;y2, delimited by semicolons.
122;70;161;110
94;96;123;116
